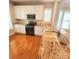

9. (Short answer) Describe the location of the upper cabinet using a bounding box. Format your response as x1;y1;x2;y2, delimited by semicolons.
14;5;43;20
14;6;26;19
35;5;44;20
26;6;35;14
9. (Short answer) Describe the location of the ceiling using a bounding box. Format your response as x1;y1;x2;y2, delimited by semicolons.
10;0;60;5
10;0;70;7
10;0;61;2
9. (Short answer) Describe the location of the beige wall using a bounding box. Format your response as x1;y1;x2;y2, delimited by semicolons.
9;2;16;36
9;2;16;23
43;3;54;8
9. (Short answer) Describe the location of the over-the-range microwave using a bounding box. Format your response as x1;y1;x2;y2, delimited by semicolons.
27;14;35;20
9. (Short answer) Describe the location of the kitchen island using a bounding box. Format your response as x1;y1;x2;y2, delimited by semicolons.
38;30;70;59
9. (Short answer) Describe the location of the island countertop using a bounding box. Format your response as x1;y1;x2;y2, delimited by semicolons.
38;31;69;59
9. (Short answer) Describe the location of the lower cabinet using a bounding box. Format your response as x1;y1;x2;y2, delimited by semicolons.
14;24;43;36
14;24;26;34
34;26;43;36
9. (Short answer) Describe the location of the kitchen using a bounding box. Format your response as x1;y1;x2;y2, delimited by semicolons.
9;0;70;59
10;1;54;36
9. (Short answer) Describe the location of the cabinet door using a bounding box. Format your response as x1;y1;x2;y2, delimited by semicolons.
14;24;26;34
35;26;43;36
35;5;43;20
14;6;26;19
26;6;35;14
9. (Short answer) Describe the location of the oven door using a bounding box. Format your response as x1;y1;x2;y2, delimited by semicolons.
26;25;34;35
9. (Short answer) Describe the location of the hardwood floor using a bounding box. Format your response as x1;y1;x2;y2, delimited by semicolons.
9;33;70;59
9;33;41;59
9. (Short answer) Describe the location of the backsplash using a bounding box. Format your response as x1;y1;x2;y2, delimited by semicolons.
15;19;51;26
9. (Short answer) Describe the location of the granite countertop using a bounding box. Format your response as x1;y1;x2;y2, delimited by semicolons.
14;19;28;25
14;23;26;25
38;30;69;59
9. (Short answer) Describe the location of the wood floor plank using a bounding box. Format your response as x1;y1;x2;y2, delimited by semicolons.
9;33;41;59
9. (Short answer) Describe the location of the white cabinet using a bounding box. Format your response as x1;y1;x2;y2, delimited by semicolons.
35;5;43;20
14;24;26;34
34;26;43;36
14;24;43;35
14;6;26;19
26;6;35;14
14;5;43;20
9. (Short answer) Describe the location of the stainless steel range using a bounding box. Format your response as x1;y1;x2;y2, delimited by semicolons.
25;21;36;35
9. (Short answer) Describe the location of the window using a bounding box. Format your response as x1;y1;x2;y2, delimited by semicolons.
44;9;52;22
56;10;64;30
61;11;70;33
56;10;70;33
9;14;13;30
61;12;70;29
